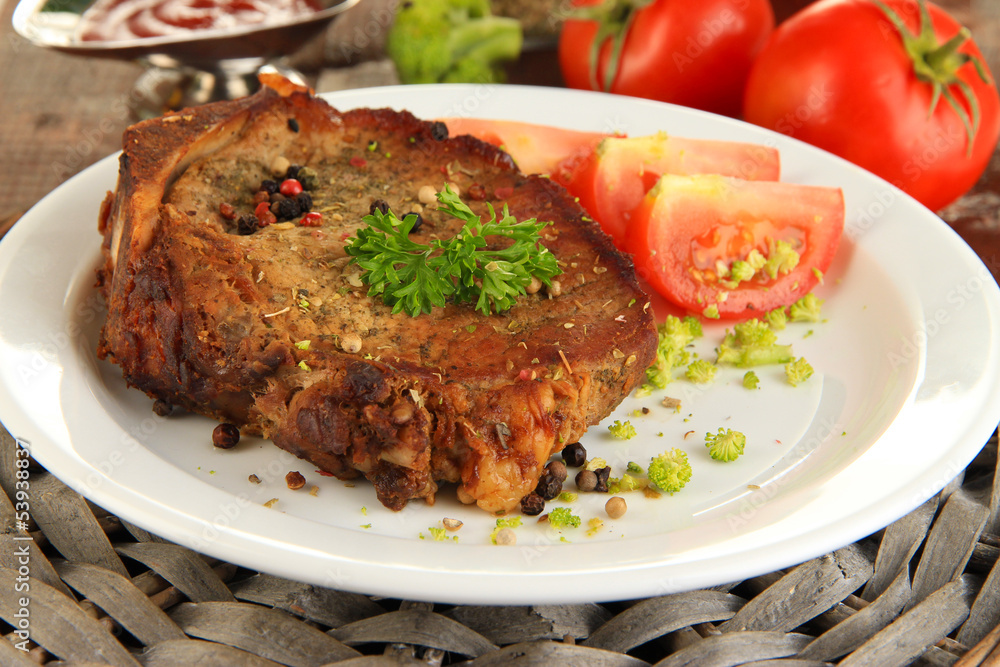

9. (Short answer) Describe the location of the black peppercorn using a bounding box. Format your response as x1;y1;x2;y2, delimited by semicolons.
535;471;563;500
152;399;173;416
562;442;586;467
285;164;302;181
259;179;278;194
429;121;448;141
276;197;301;220
594;466;612;493
287;118;300;133
369;199;390;216
520;493;544;516
236;215;257;235
296;191;313;212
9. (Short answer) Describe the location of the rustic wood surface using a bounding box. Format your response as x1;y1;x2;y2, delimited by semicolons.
3;0;1000;664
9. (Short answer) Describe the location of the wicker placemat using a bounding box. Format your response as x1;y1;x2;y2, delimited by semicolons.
2;422;999;666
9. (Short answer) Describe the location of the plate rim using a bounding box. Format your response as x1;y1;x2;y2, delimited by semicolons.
1;83;999;604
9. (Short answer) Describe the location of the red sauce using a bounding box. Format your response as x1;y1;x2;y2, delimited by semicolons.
78;0;322;42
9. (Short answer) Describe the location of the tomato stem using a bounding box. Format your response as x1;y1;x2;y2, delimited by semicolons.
871;0;992;157
568;0;655;92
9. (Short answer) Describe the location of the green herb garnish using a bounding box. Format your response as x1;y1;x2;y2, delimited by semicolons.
345;185;560;316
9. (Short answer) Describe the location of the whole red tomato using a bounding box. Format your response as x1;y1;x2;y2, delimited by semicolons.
559;0;775;118
743;0;1000;212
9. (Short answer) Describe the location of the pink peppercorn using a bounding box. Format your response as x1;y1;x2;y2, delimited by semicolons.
280;179;303;197
300;212;323;227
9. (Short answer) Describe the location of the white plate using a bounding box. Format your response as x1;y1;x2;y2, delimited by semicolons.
2;85;999;605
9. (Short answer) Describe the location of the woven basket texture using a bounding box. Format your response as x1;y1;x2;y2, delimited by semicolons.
2;425;1000;666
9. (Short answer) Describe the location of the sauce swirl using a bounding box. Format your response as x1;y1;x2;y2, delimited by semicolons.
78;0;322;42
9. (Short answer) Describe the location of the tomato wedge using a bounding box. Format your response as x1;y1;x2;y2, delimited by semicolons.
556;133;781;248
440;117;611;176
627;174;844;319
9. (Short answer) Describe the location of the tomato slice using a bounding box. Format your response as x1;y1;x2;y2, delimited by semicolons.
627;174;844;319
556;133;781;248
440;117;610;176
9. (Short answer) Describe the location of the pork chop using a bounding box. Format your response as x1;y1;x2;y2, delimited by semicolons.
96;78;658;513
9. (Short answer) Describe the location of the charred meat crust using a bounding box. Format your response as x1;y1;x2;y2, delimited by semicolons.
97;82;658;513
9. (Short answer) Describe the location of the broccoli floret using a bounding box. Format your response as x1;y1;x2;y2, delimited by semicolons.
548;507;581;529
788;293;824;323
762;239;800;280
705;427;746;462
743;370;760;390
626;461;643;474
785;357;814;386
608;420;636;440
585;457;608;471
386;0;523;85
644;315;703;389
745;249;767;272
729;259;756;284
764;307;787;331
685;358;717;384
427;526;457;542
716;319;793;367
702;304;720;319
647;449;692;495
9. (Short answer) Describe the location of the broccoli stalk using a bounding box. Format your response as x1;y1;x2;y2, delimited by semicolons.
387;0;524;84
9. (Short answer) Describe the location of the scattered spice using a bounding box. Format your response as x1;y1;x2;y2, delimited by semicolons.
248;474;261;484
575;469;598;492
285;471;306;490
535;470;563;500
520;493;545;516
494;528;517;545
212;423;240;449
562;442;586;467
300;212;323;227
605;496;627;519
546;460;568;483
340;333;363;354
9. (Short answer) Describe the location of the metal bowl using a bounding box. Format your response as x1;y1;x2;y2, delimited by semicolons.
13;0;362;110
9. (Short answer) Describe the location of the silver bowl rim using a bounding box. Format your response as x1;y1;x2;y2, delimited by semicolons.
12;0;362;55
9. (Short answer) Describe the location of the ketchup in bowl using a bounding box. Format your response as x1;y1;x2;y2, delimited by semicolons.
78;0;323;42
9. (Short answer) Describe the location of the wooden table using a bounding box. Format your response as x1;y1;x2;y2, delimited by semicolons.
3;1;1000;664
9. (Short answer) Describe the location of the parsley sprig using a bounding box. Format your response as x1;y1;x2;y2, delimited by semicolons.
345;186;561;316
